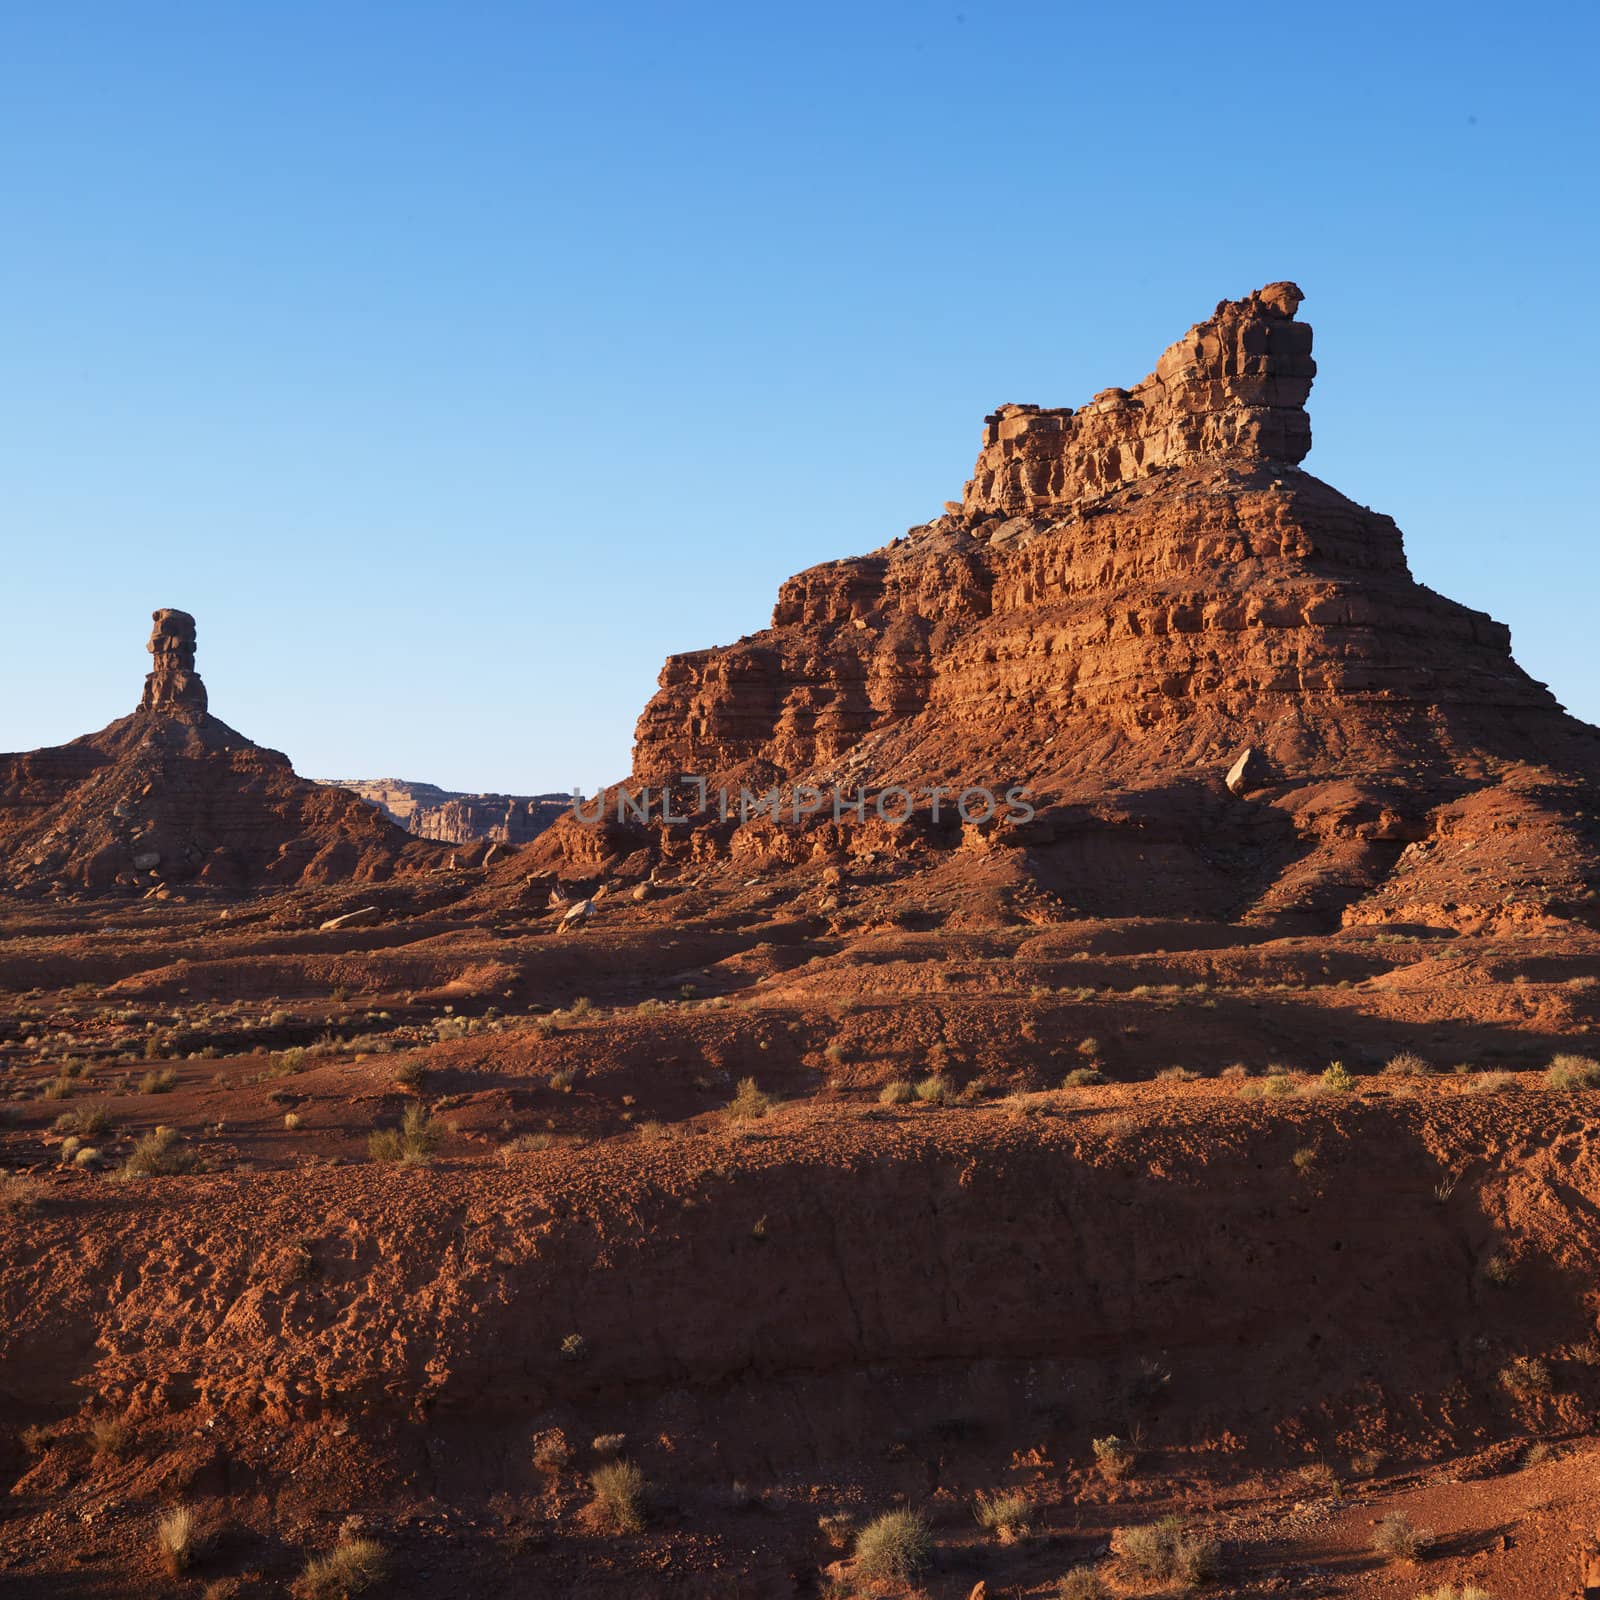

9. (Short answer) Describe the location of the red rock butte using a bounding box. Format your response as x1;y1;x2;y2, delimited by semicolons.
0;609;446;894
534;282;1600;934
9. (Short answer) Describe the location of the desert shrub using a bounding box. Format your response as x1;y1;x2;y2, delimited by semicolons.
299;1537;387;1598
879;1080;914;1105
1156;1065;1201;1083
817;1511;855;1549
499;1133;554;1161
42;1074;78;1100
1546;1053;1600;1090
1112;1515;1220;1582
139;1067;178;1095
913;1075;950;1104
73;1146;104;1169
1350;1448;1384;1477
1;1173;43;1215
1062;1066;1105;1088
853;1509;930;1582
1092;1434;1135;1482
1056;1569;1110;1599
973;1488;1032;1541
589;1459;648;1532
90;1415;129;1460
1297;1460;1341;1495
394;1057;428;1091
1480;1251;1514;1285
560;1332;587;1360
53;1103;111;1138
1292;1145;1318;1173
1384;1051;1433;1076
532;1434;570;1473
1499;1355;1554;1400
1240;1073;1294;1099
725;1077;775;1120
1470;1071;1518;1094
367;1104;440;1165
283;1111;301;1130
1373;1510;1433;1562
1076;1036;1101;1057
119;1127;198;1180
157;1504;200;1575
591;1432;627;1458
1321;1061;1356;1092
1415;1587;1494;1600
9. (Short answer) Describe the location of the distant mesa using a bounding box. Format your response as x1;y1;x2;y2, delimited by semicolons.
0;608;444;896
330;778;570;846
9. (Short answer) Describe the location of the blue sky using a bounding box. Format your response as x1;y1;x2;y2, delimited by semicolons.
2;1;1596;792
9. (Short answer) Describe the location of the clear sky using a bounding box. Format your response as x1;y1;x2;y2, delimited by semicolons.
2;1;1596;793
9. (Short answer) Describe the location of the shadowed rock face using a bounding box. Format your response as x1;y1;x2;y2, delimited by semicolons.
139;608;207;714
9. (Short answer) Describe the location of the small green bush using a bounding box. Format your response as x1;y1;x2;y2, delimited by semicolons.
879;1080;914;1105
1062;1066;1105;1088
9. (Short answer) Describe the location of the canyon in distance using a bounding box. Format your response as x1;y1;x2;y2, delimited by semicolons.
5;285;1600;1599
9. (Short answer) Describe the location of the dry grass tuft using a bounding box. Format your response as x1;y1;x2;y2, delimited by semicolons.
973;1488;1033;1541
1499;1354;1554;1400
853;1509;931;1582
119;1127;198;1180
725;1077;775;1121
157;1504;201;1575
299;1537;387;1598
1;1173;44;1215
1112;1515;1220;1582
878;1080;914;1105
589;1459;648;1532
1056;1568;1111;1599
1546;1053;1600;1090
367;1104;440;1165
1373;1510;1434;1562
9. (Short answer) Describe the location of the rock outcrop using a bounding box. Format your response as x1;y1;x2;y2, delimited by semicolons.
539;283;1600;932
962;281;1313;518
0;612;445;894
138;607;208;713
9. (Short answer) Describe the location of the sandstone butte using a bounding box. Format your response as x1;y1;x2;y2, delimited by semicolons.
527;281;1600;936
0;609;449;894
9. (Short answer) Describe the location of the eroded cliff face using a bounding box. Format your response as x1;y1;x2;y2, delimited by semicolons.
333;780;569;845
595;285;1600;930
